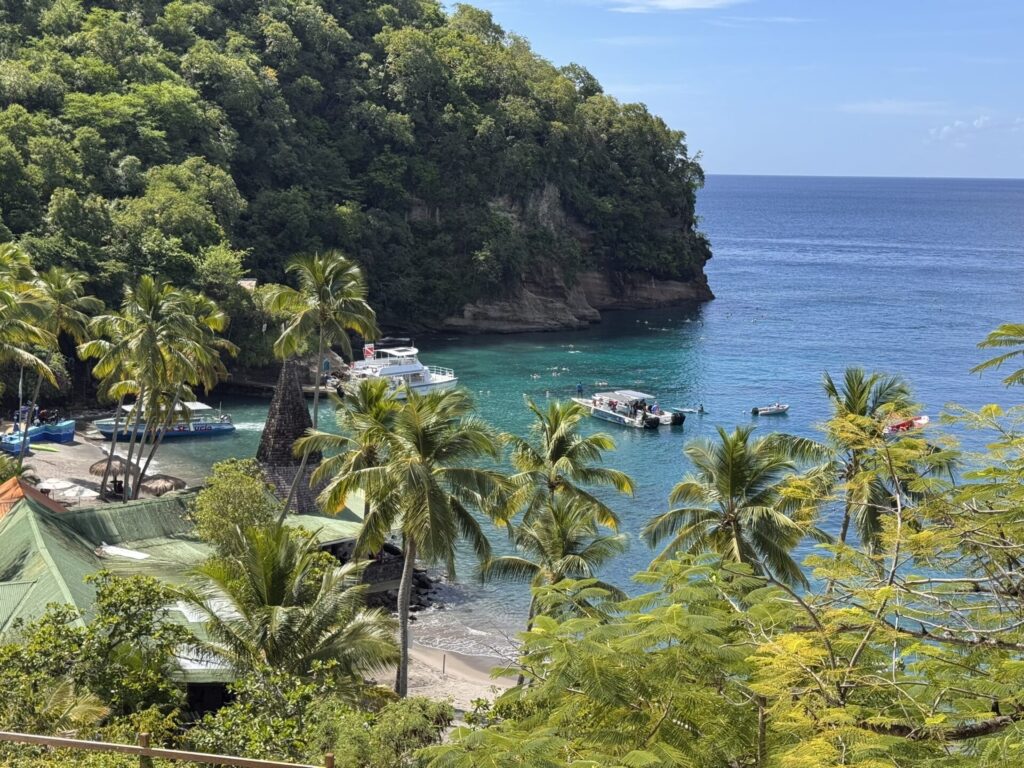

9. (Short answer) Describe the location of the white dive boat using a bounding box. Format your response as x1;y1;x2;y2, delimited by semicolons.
344;342;457;400
752;402;789;416
94;402;234;440
572;390;685;430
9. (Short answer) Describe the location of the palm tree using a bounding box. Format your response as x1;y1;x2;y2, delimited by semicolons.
972;323;1024;387
183;523;397;680
504;398;634;530
17;267;102;465
643;426;827;587
80;278;234;500
265;251;379;515
294;378;400;526
482;494;627;630
0;245;57;404
822;367;913;550
133;291;236;494
325;387;505;696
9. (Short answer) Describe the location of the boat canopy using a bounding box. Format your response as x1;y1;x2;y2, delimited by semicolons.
613;390;655;402
121;401;213;413
376;346;419;357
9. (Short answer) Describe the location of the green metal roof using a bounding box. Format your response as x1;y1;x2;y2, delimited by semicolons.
59;490;198;546
0;495;106;633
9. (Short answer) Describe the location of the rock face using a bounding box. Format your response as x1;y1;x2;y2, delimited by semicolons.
440;270;714;334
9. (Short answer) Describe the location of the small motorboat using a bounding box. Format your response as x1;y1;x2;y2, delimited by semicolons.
573;390;685;429
0;410;76;454
883;415;930;435
752;402;789;416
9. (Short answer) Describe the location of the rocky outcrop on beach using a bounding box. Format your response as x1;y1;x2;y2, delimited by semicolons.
440;269;714;334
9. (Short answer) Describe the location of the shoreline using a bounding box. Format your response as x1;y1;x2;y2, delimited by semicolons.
405;642;517;711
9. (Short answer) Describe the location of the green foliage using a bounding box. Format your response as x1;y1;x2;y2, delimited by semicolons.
0;0;709;331
189;457;279;555
0;572;187;731
188;670;452;765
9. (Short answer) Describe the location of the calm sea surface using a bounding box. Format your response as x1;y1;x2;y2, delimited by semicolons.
156;175;1024;656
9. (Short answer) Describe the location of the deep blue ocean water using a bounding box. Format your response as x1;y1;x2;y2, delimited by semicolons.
156;175;1024;655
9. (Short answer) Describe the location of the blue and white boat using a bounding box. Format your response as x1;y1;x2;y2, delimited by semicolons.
94;402;235;441
0;418;76;454
572;390;685;430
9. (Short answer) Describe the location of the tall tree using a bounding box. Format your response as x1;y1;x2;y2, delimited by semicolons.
504;398;634;529
17;267;102;466
643;426;827;587
821;367;913;549
80;277;233;500
481;494;627;633
320;387;505;696
295;378;400;526
0;245;56;408
184;523;397;680
265;251;379;515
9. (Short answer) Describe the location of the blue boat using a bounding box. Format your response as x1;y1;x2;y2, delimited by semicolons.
0;419;76;454
94;402;235;441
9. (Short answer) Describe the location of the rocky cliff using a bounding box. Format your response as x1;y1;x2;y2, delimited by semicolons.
440;269;714;333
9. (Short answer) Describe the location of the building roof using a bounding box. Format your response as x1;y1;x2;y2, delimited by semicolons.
0;477;67;518
0;494;105;633
0;488;368;680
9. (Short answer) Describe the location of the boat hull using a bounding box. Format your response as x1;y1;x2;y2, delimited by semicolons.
0;420;77;454
572;398;661;429
344;377;459;400
94;421;236;441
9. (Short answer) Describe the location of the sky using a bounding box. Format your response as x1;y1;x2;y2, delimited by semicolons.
456;0;1024;178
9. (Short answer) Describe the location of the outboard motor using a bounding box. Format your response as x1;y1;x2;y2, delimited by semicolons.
642;414;661;429
670;411;685;426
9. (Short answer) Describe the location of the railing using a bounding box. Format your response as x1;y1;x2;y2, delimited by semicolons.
0;731;335;768
426;366;455;379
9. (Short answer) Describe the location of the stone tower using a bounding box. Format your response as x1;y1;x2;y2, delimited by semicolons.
257;359;323;514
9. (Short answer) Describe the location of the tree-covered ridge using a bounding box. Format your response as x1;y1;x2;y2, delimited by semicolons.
0;0;710;334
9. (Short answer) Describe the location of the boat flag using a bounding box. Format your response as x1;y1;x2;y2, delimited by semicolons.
363;344;375;360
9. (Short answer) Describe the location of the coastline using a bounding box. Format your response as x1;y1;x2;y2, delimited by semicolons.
405;643;517;711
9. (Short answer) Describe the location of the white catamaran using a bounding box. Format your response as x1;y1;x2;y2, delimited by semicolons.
572;390;685;430
344;342;458;400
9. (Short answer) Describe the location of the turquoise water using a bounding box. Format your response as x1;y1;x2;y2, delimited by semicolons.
155;175;1024;655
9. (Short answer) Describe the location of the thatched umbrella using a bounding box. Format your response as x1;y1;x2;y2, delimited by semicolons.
140;474;186;497
89;455;137;478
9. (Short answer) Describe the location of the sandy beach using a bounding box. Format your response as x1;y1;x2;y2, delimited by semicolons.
22;438;110;493
402;644;517;712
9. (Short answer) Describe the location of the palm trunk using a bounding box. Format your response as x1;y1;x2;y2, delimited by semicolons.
134;386;182;499
121;392;146;502
16;364;45;468
98;395;125;498
755;695;768;768
280;330;325;518
516;593;539;686
395;536;417;697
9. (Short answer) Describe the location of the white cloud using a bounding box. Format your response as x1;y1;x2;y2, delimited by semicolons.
928;114;1005;143
838;99;947;117
608;0;746;13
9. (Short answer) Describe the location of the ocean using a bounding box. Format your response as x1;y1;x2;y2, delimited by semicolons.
154;175;1024;656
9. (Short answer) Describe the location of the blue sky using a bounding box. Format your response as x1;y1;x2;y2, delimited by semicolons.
459;0;1024;178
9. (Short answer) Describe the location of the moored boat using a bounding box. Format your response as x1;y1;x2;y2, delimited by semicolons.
94;402;234;441
752;402;789;416
344;341;457;400
0;414;76;454
572;390;684;429
882;414;930;435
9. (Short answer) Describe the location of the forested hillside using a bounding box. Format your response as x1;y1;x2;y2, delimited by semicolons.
0;0;710;349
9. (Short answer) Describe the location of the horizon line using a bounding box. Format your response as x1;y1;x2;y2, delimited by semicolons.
704;172;1024;182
